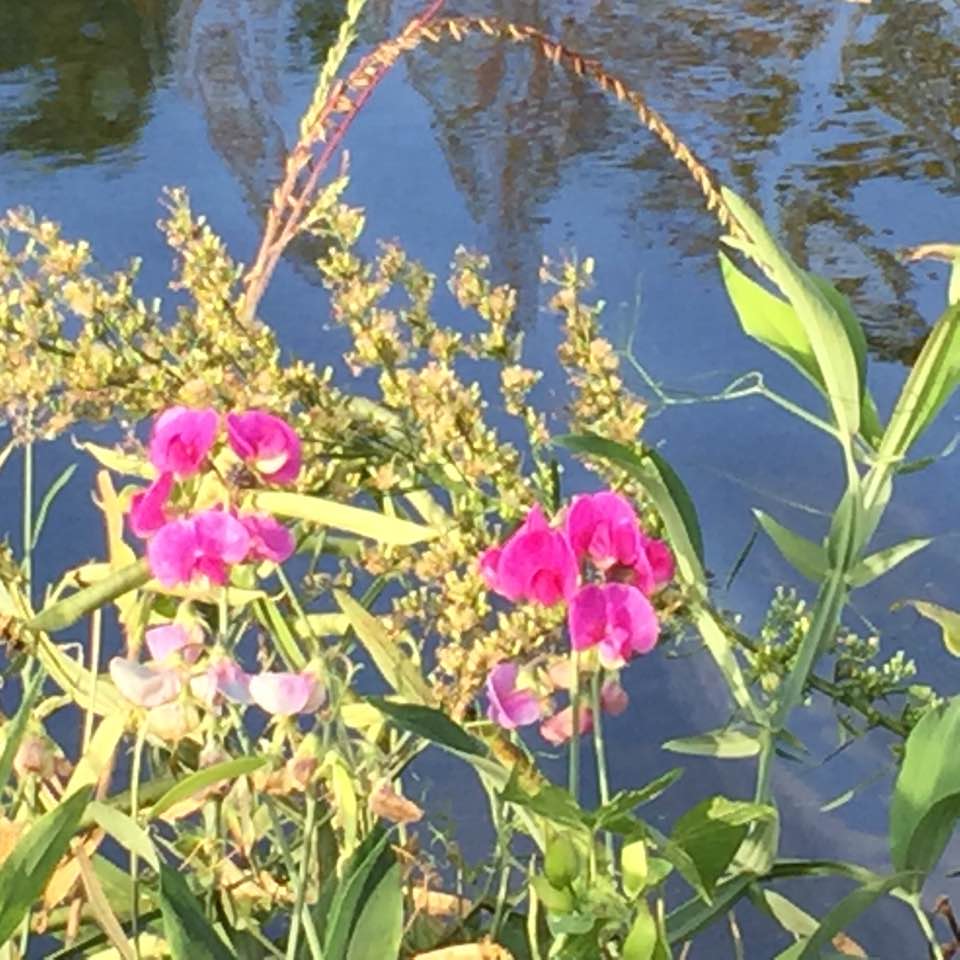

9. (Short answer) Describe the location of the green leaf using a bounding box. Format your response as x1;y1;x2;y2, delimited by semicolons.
158;864;235;960
32;464;77;549
74;439;153;477
0;786;93;945
28;559;151;633
893;599;960;656
664;728;761;759
323;827;393;959
753;511;826;582
879;302;960;461
252;490;437;545
622;900;659;960
793;872;911;959
666;875;753;944
846;537;931;589
87;800;159;872
721;189;862;443
345;863;403;960
149;756;270;820
502;778;589;832
366;698;486;758
642;446;704;566
950;255;960;307
890;695;960;881
671;797;775;898
753;888;817;941
593;771;684;833
337;591;434;705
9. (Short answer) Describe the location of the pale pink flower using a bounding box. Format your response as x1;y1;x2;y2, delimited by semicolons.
149;407;218;477
226;411;301;485
485;662;541;729
483;505;578;606
147;510;251;586
600;679;629;716
241;513;295;564
191;659;252;706
128;472;174;538
540;706;593;745
109;657;182;708
568;583;659;668
248;671;326;716
145;623;203;664
566;491;644;572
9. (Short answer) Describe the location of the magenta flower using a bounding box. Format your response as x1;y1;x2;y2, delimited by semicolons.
248;671;326;716
241;513;295;564
540;706;593;745
642;535;675;589
485;662;541;729
226;411;301;485
568;582;659;668
149;407;218;478
147;510;251;587
566;491;644;572
191;658;252;706
483;505;578;606
109;657;182;708
145;623;203;664
128;472;174;538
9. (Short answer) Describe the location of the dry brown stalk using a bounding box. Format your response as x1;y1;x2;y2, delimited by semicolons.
239;12;743;327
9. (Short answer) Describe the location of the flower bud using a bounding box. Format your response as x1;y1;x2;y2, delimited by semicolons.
544;832;581;888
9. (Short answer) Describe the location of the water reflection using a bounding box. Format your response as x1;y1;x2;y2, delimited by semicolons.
0;0;173;161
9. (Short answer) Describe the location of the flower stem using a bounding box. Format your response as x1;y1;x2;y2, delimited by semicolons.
568;648;581;801
590;671;614;863
130;725;147;960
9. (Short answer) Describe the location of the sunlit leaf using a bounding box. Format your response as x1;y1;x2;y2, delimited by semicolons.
252;490;438;545
893;599;960;656
88;801;159;872
622;899;658;960
664;728;761;759
158;865;234;960
337;592;434;705
149;756;270;821
345;862;403;960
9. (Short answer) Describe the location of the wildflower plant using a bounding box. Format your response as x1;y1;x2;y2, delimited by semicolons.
1;1;960;958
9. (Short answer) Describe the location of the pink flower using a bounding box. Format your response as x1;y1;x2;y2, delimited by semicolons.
540;706;594;745
642;536;675;590
485;662;541;729
128;472;174;538
145;624;203;664
600;679;629;716
568;583;659;668
483;505;578;606
248;671;326;716
241;513;295;564
147;510;251;586
149;407;218;478
191;659;252;706
226;411;301;485
566;491;644;572
109;657;182;708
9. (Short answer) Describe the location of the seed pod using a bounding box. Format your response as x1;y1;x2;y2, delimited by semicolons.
544;832;580;889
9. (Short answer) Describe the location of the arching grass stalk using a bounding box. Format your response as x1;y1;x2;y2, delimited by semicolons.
22;441;32;593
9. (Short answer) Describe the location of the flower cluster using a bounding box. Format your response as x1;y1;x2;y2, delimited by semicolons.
109;622;325;724
480;491;673;741
107;407;321;726
128;407;300;587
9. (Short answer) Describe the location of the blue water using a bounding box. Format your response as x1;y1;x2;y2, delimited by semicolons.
3;0;960;953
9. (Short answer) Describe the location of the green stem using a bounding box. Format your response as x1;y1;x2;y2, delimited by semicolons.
130;725;147;960
590;671;613;863
568;648;581;801
22;441;32;596
286;791;318;960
